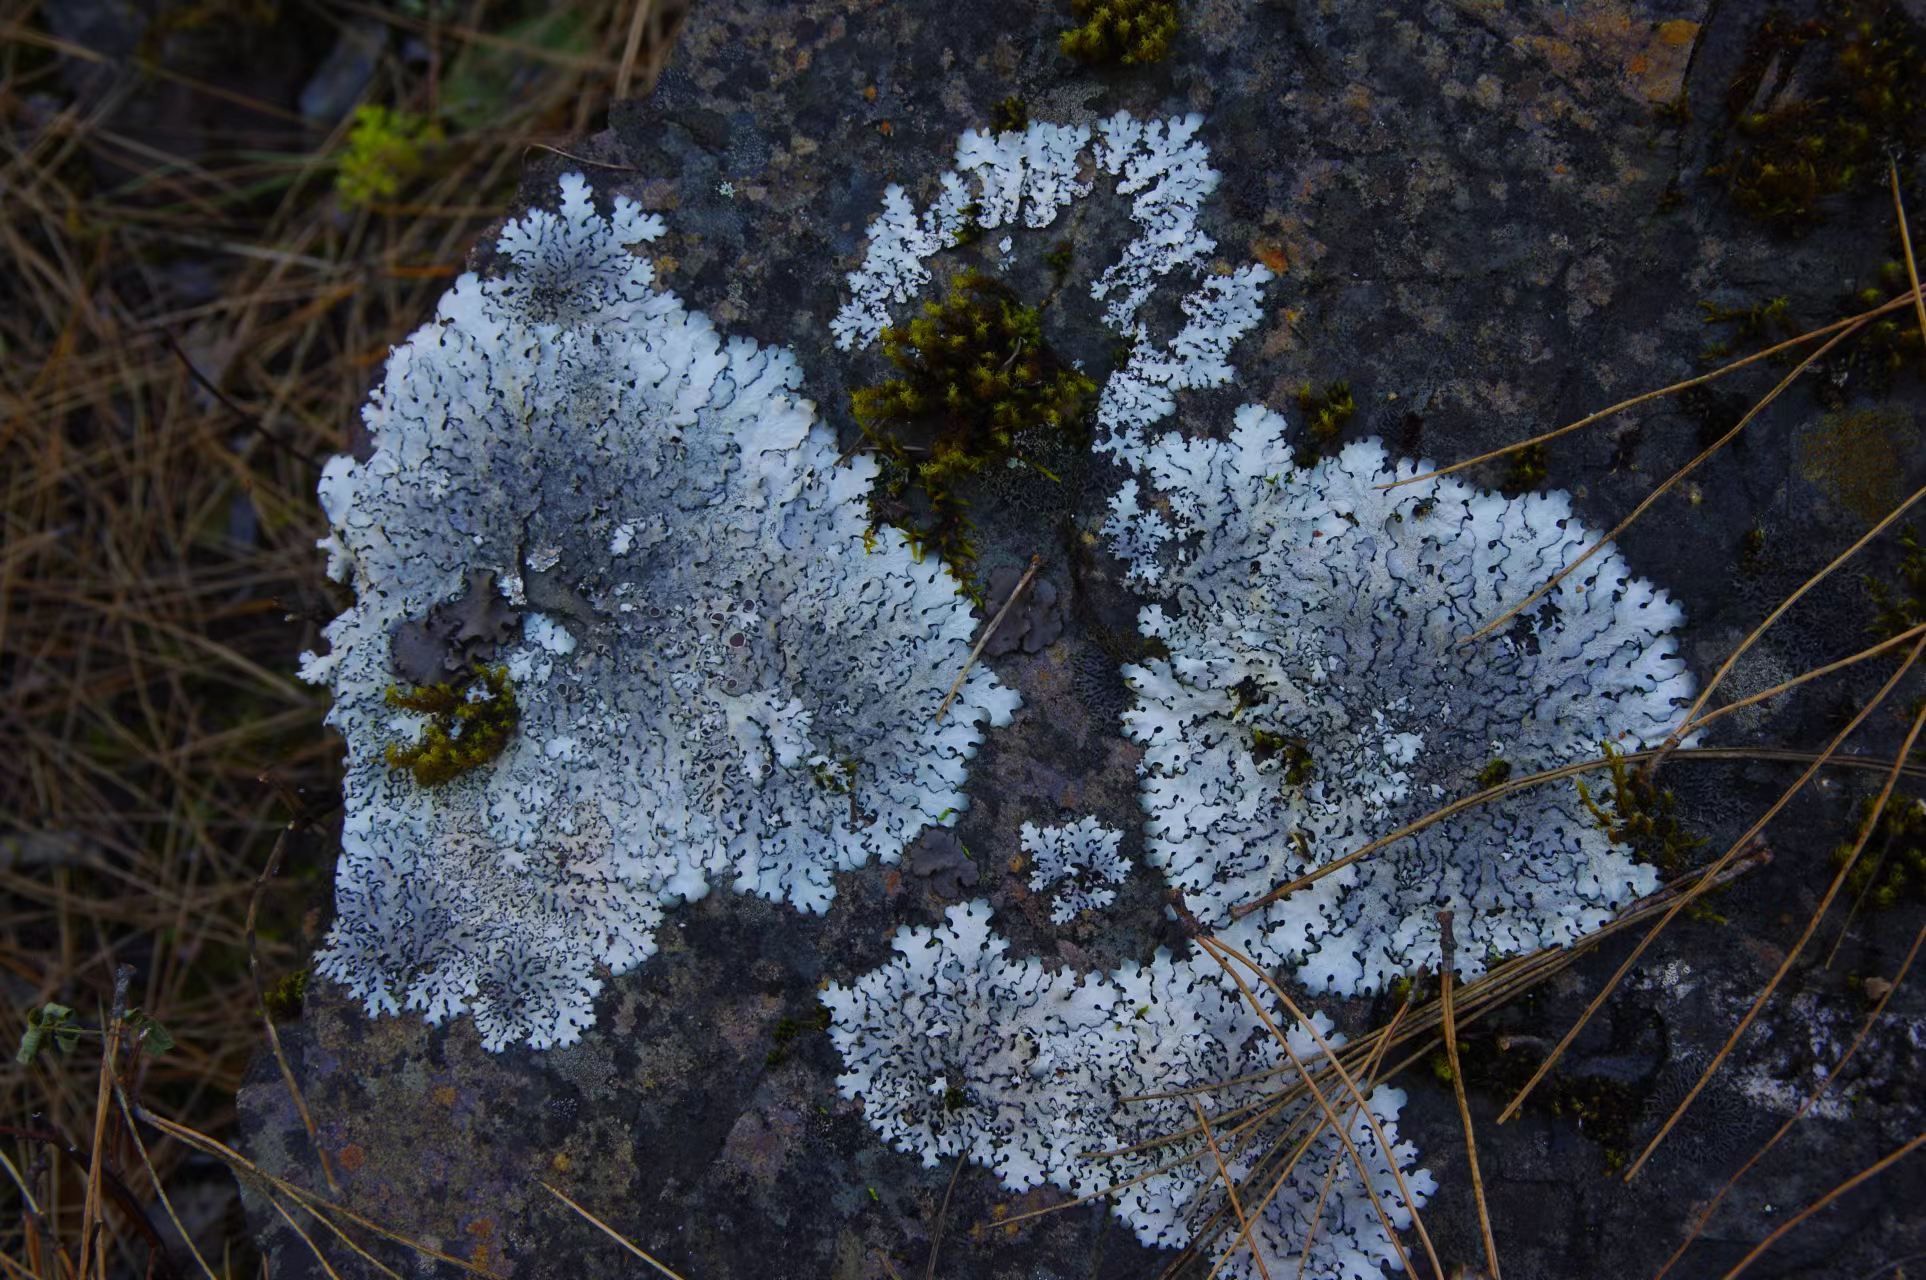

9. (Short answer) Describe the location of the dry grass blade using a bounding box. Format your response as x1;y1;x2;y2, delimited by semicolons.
1891;158;1926;377
110;1080;220;1280
1624;695;1926;1182
934;553;1040;723
1191;1097;1273;1280
246;824;337;1196
1199;936;1444;1280
541;1181;689;1280
1654;920;1926;1278
1497;634;1926;1125
1461;318;1867;645
1437;912;1501;1279
76;965;131;1280
1657;484;1926;761
1716;1132;1926;1280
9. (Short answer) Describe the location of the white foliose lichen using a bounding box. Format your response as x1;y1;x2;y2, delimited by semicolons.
1103;404;1694;995
830;112;1273;456
823;902;1434;1278
1021;816;1131;924
302;173;1018;1049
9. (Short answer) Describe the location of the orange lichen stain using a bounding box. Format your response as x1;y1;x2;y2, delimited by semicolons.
1657;18;1697;46
881;867;904;897
336;1143;365;1172
1341;82;1374;116
468;1218;496;1240
877;119;894;136
551;1151;573;1173
1254;240;1290;274
863;84;878;101
432;1085;458;1107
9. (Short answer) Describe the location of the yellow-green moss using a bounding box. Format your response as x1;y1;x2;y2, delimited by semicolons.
1834;793;1926;909
262;968;309;1022
852;270;1095;585
1059;0;1180;66
1576;741;1708;877
1293;379;1356;469
1498;442;1549;497
336;105;442;209
384;664;518;787
1866;524;1926;638
1717;2;1926;231
990;95;1030;134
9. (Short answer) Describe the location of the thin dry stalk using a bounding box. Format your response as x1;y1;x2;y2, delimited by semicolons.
1716;1132;1926;1280
1654;919;1926;1279
1378;291;1919;492
1625;696;1926;1181
1437;912;1500;1279
1891;158;1926;376
1497;635;1926;1125
934;554;1040;723
540;1181;688;1280
1192;1097;1273;1280
1462;318;1867;645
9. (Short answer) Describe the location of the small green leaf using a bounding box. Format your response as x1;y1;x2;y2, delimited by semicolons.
125;1009;175;1055
16;1002;77;1066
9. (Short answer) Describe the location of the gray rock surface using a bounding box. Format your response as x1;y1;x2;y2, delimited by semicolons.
240;2;1926;1277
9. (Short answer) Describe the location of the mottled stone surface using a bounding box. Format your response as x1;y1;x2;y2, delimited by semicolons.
240;2;1926;1277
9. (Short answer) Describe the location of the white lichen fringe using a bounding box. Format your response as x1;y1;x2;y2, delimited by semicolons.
1021;816;1131;924
823;902;1434;1280
302;174;1018;1050
1103;404;1695;994
830;112;1274;456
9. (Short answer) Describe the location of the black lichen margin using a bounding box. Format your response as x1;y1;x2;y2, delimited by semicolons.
1059;0;1180;66
852;269;1096;589
383;664;520;787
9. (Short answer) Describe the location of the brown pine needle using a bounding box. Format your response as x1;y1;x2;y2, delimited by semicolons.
541;1181;689;1280
1892;158;1926;379
1200;936;1445;1280
1654;919;1926;1279
1460;318;1867;645
1717;1131;1926;1280
1679;619;1926;740
1657;483;1926;762
1624;695;1926;1182
934;554;1040;723
1438;912;1501;1278
1496;634;1926;1126
1379;291;1918;493
1192;1096;1274;1280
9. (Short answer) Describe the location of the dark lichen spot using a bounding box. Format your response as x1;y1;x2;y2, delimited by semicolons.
852;270;1096;586
390;568;523;687
384;664;519;788
1801;409;1921;526
1059;0;1180;66
765;1005;833;1066
1475;758;1513;789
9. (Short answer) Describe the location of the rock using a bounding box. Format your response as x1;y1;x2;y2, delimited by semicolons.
240;1;1926;1277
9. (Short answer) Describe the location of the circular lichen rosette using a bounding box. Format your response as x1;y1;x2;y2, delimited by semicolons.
1103;404;1695;994
301;174;1018;1049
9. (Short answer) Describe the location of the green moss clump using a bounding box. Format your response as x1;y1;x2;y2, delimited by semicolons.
990;95;1029;135
1293;380;1356;468
1700;294;1796;340
764;1006;832;1066
1059;0;1180;66
1833;793;1926;909
384;664;518;787
1448;1029;1653;1174
1866;525;1926;638
852;270;1095;584
1498;442;1549;496
1576;741;1708;877
336;105;442;209
1717;2;1926;231
1740;523;1768;572
942;1084;968;1112
1250;729;1314;787
262;968;309;1022
1475;758;1513;789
